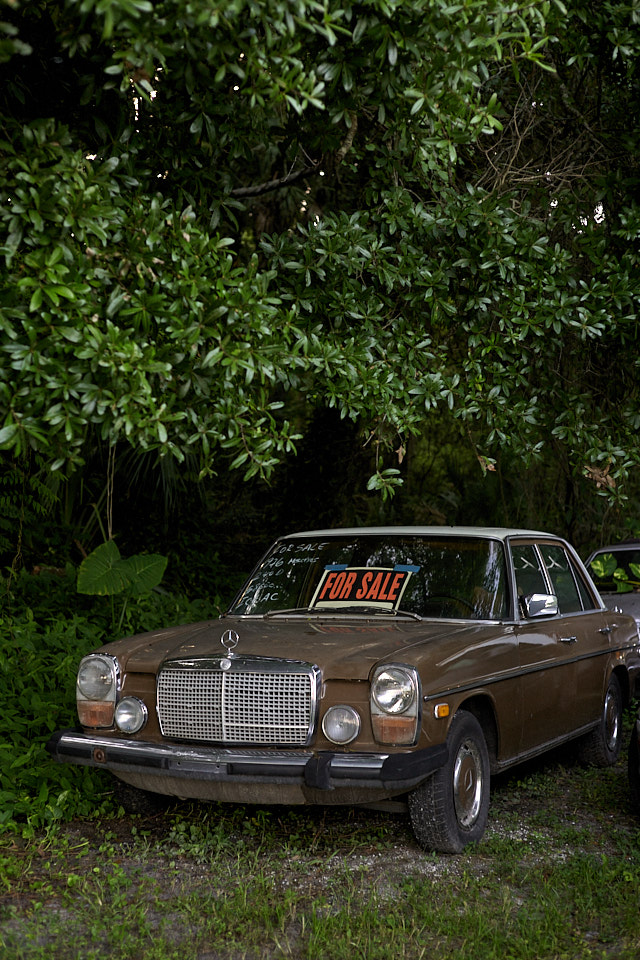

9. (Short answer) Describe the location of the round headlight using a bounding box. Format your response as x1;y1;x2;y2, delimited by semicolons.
114;697;148;734
322;705;361;745
77;655;116;701
372;666;416;715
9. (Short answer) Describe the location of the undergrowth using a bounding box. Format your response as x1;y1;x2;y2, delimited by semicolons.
0;567;221;834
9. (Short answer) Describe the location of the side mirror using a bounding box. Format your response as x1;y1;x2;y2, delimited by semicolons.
522;593;558;618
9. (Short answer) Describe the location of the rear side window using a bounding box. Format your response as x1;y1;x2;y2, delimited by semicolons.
540;544;595;613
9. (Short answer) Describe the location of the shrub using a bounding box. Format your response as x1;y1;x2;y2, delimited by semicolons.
0;608;110;834
0;569;222;833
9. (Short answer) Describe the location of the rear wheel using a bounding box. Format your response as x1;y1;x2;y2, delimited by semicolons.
408;710;490;854
578;674;623;767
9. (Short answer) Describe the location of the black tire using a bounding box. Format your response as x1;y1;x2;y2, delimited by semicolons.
408;710;490;854
629;725;640;809
578;674;623;767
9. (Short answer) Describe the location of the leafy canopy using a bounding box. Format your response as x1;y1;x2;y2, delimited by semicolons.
1;0;639;499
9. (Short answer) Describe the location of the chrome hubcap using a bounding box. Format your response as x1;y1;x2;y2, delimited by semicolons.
604;690;619;752
453;738;483;828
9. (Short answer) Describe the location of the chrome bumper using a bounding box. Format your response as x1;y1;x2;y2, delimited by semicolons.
48;729;447;792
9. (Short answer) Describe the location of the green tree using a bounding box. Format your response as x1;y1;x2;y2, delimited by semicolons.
1;0;638;513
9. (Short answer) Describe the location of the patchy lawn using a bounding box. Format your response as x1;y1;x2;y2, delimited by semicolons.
2;742;640;960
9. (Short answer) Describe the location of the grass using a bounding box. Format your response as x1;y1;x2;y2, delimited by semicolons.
1;739;639;960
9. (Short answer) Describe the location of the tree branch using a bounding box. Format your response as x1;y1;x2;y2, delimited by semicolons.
231;164;320;198
231;114;358;199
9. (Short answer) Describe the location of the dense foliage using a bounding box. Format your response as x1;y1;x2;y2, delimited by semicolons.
1;0;639;521
0;568;222;831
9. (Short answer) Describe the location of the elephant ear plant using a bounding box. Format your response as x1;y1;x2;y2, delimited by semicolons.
589;553;640;594
77;540;168;632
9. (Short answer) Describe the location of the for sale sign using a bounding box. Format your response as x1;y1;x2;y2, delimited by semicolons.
310;564;418;611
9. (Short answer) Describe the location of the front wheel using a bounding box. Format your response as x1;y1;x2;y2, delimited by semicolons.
408;710;490;854
578;673;623;767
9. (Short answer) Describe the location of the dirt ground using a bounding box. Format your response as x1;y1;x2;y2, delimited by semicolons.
11;745;640;894
2;743;639;959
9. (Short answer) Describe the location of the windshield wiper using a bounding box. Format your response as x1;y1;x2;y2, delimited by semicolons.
263;605;422;621
391;608;423;621
324;605;423;621
263;607;313;618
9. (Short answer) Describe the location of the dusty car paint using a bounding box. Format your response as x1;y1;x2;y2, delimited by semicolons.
49;527;640;852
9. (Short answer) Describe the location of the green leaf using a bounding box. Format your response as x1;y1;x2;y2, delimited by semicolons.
0;425;18;447
614;579;634;594
29;288;42;311
77;541;128;596
589;554;617;580
119;554;168;596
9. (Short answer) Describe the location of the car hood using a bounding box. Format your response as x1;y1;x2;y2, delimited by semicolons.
102;615;509;682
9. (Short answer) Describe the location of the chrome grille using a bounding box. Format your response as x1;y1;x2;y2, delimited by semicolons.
157;657;317;745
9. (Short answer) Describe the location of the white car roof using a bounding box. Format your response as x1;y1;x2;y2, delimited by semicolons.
589;542;640;552
284;526;557;542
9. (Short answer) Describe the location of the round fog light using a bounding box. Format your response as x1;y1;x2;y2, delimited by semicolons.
114;697;148;734
322;705;360;745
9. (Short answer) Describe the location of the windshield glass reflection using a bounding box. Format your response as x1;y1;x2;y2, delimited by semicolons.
230;536;508;620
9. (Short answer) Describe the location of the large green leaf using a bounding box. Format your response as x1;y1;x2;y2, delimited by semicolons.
77;541;128;596
119;554;168;597
589;554;617;580
77;542;168;597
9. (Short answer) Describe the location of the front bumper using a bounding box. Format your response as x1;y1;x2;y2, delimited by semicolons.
47;728;448;794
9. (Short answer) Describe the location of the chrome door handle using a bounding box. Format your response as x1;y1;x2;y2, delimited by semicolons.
599;626;612;635
560;636;578;644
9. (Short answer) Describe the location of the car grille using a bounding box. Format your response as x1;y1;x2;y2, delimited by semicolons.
156;657;318;746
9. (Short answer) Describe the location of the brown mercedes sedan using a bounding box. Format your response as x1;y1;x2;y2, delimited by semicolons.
49;527;640;853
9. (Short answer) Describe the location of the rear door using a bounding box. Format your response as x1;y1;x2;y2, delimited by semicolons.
538;542;611;730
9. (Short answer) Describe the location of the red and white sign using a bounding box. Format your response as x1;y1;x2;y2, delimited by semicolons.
310;566;416;611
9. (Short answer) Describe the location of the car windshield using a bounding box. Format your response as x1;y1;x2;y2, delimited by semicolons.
589;548;640;593
229;535;509;620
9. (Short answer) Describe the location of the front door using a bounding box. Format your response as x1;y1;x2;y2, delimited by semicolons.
512;542;579;753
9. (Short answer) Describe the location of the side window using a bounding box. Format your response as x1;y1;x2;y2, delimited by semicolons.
575;573;598;611
574;564;599;611
539;545;583;614
511;545;548;602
